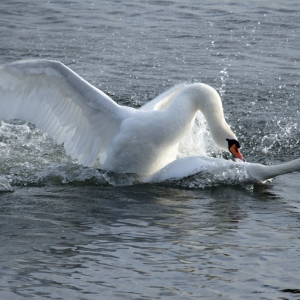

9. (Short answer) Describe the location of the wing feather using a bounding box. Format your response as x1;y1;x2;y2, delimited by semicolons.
139;84;186;111
0;59;134;166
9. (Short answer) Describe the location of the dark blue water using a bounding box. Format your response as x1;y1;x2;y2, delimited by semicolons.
0;1;300;299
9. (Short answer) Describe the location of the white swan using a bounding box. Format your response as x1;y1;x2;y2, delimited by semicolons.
0;59;299;182
0;59;243;174
142;156;300;183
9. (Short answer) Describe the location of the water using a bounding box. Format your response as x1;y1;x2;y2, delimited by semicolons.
1;0;300;298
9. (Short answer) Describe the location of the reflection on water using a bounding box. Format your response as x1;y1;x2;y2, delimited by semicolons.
1;184;300;299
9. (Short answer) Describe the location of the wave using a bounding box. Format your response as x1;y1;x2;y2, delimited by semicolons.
0;157;261;191
0;113;298;191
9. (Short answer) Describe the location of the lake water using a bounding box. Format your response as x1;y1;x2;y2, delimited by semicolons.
1;0;300;299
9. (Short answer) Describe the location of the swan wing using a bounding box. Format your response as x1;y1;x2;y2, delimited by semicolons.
139;84;185;111
0;59;134;166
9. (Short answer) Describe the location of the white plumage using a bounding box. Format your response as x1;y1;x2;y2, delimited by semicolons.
0;59;133;168
0;59;239;176
1;59;300;181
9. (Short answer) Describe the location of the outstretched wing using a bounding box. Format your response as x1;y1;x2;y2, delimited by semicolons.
0;59;134;166
139;84;186;111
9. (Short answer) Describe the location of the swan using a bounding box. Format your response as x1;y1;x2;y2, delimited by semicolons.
142;156;300;183
0;59;243;174
0;59;299;182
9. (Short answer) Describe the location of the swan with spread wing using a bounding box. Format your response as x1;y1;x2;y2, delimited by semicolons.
0;59;299;181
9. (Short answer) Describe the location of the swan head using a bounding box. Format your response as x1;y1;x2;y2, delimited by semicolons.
226;138;245;161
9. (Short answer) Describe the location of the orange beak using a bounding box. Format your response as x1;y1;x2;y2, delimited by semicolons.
229;144;245;162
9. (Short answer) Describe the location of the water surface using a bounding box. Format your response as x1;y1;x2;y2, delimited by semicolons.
0;0;300;299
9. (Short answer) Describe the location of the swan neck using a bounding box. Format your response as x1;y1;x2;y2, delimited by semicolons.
247;158;300;181
166;83;237;151
187;84;237;150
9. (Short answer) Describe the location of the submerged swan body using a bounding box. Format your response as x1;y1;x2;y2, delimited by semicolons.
142;156;300;183
0;59;299;182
